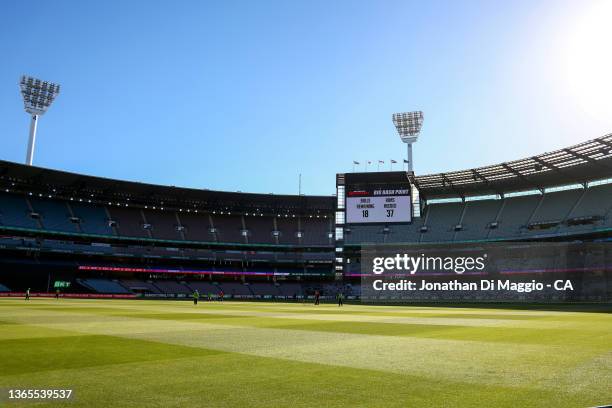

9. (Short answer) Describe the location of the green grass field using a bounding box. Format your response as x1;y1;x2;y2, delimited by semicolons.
0;299;610;407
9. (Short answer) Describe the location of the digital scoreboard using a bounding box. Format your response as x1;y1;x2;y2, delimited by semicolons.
346;189;411;223
341;171;413;224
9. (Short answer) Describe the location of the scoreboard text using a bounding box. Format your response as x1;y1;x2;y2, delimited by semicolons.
346;188;412;223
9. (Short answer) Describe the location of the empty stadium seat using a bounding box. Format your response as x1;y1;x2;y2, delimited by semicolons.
344;225;385;244
243;216;275;244
301;217;331;245
70;202;115;235
275;217;300;245
177;212;214;242
530;189;583;223
143;209;183;241
489;194;542;239
217;282;253;296
107;207;149;238
120;280;161;293
185;281;220;294
277;282;302;297
420;202;464;242
385;222;423;243
249;282;281;296
212;214;245;243
0;193;40;229
570;184;612;219
154;280;191;294
79;279;131;294
30;198;78;233
455;199;503;241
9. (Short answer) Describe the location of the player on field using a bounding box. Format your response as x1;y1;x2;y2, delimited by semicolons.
25;288;30;300
314;290;320;305
337;292;344;307
219;290;224;301
193;290;199;305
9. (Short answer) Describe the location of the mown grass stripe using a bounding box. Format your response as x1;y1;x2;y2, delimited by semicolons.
0;337;603;408
0;298;610;407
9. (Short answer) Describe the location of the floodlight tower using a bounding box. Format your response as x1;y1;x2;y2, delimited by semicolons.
392;111;424;173
19;75;61;165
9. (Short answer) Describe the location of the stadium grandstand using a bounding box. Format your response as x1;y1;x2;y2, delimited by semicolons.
1;133;611;300
0;159;336;298
342;133;612;245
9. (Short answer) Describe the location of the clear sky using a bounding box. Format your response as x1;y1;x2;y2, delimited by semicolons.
1;0;611;196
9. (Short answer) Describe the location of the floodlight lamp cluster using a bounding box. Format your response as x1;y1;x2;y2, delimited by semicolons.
392;111;424;144
20;75;61;116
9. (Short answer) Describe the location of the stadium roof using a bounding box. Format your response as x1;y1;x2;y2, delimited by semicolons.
413;133;612;199
1;133;611;206
0;161;334;213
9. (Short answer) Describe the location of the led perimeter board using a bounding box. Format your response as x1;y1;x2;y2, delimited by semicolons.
343;172;412;224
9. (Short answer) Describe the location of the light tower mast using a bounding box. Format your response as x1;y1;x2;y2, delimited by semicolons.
19;75;61;165
392;111;424;173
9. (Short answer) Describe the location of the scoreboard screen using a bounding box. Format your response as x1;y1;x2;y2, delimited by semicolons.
346;189;412;223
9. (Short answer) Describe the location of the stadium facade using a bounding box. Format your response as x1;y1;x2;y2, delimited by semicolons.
1;134;611;301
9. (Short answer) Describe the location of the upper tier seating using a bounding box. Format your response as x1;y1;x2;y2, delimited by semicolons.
563;183;612;234
70;202;114;235
0;193;39;229
143;209;183;241
276;217;300;245
30;198;77;233
455;199;502;241
346;183;612;244
488;194;542;239
177;212;214;241
0;192;332;246
301;217;331;245
420;202;464;242
107;207;149;238
212;214;245;243
530;189;583;223
243;215;275;244
2;182;610;246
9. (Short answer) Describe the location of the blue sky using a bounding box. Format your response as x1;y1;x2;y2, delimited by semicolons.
1;0;611;195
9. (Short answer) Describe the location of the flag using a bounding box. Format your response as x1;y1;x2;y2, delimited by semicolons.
391;160;397;164
367;161;372;164
378;160;384;164
353;161;360;165
403;159;409;163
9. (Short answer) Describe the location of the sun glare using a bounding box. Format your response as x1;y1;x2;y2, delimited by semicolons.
563;0;612;123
